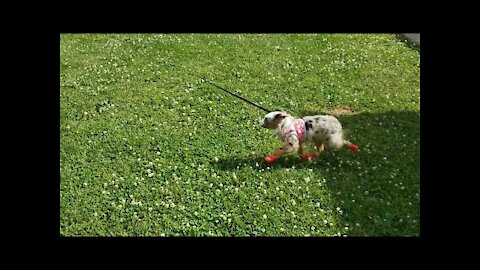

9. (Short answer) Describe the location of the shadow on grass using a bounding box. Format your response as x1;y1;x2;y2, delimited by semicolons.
395;34;420;51
213;110;420;236
214;150;353;170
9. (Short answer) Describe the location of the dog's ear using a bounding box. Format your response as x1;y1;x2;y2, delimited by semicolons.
274;112;287;120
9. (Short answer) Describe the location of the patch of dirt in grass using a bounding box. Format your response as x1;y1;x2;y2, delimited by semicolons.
325;105;358;116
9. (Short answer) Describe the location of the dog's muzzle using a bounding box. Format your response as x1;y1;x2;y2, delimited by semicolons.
259;119;265;127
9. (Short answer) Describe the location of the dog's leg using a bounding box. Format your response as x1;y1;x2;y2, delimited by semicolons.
316;142;324;156
264;148;289;163
265;137;299;163
298;143;305;157
301;142;322;161
271;148;289;157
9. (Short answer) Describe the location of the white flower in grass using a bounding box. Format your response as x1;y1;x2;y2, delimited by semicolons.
263;214;267;219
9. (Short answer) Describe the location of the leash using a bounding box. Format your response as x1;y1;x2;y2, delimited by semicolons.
203;78;272;113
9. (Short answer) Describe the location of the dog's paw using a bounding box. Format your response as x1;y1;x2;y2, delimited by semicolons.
264;155;278;163
348;144;359;154
301;153;318;161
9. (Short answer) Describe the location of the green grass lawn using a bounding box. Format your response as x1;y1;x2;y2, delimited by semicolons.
60;33;420;236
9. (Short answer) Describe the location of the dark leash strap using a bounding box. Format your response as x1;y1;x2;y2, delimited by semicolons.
204;78;272;113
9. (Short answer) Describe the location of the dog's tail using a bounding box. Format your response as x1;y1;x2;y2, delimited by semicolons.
343;140;359;154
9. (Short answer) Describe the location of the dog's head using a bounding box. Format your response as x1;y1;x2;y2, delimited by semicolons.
259;110;291;129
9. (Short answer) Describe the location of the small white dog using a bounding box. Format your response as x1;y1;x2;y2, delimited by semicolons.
259;110;358;163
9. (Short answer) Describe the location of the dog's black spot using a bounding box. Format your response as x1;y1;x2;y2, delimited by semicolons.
305;122;313;130
288;143;293;146
315;130;320;134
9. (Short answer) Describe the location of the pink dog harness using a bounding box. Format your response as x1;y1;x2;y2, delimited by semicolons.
282;119;306;144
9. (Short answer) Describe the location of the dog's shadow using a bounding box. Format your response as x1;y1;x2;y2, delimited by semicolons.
213;152;343;171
